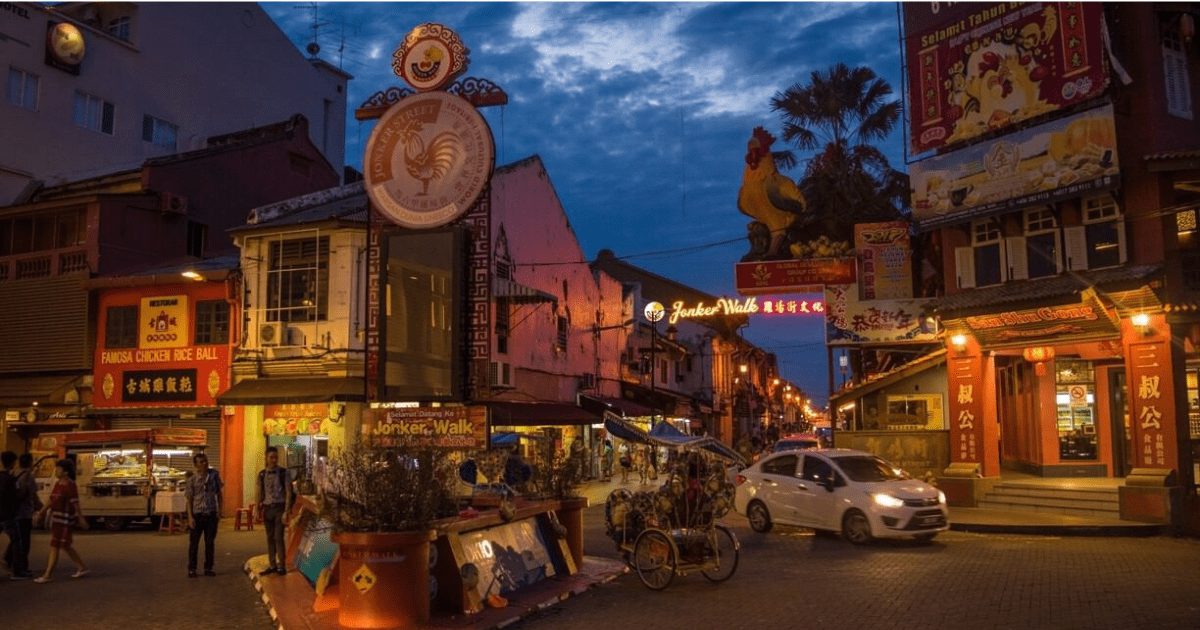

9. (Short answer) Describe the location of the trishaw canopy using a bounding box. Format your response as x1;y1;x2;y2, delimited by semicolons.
602;412;746;466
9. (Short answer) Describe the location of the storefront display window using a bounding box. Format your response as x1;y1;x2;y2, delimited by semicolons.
1055;359;1097;460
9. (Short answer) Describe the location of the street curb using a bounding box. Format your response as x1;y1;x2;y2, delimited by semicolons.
950;522;1165;537
243;559;284;630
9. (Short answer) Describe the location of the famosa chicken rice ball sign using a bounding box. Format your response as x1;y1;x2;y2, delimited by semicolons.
364;24;495;230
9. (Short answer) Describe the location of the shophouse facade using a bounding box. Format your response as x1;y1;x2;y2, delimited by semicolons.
1;1;349;204
219;155;632;509
0;117;340;459
902;4;1200;522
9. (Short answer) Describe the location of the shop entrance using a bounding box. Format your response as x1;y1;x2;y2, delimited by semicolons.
1055;359;1098;461
1109;370;1132;477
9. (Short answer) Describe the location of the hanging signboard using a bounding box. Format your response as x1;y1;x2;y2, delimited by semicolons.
910;104;1119;229
263;403;337;436
824;284;934;346
854;222;912;300
956;288;1119;347
1125;332;1178;470
667;295;825;325
367;406;487;449
734;258;856;295
903;2;1108;155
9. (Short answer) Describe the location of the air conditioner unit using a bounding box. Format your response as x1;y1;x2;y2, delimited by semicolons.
160;192;189;214
284;327;305;347
489;361;514;388
579;373;597;390
259;322;283;346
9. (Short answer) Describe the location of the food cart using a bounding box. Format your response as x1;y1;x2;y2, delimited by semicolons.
34;428;208;530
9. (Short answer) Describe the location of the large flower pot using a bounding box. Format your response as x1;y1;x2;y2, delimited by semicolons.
334;530;437;630
557;497;589;569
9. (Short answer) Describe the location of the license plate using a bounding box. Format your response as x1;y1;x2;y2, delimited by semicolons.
919;515;943;526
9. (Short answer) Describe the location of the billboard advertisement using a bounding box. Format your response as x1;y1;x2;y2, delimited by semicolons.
824;284;935;346
904;2;1108;155
910;103;1118;228
734;258;856;295
854;222;913;300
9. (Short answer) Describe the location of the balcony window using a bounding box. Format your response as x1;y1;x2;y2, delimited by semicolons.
971;218;1003;287
142;115;178;149
1083;196;1124;269
1162;22;1193;119
266;236;329;322
194;300;229;345
1024;208;1060;279
105;305;138;349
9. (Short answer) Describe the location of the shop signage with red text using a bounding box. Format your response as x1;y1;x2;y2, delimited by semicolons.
668;296;824;325
735;258;855;295
1126;336;1178;469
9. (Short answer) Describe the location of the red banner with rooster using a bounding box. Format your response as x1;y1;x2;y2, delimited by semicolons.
903;2;1108;155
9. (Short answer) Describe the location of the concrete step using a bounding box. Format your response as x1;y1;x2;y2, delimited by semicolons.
976;499;1121;519
979;494;1119;513
987;485;1119;504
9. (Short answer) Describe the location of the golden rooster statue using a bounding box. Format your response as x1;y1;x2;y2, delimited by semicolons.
737;127;807;259
397;120;462;196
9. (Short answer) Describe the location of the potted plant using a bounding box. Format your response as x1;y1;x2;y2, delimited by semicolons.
322;443;457;630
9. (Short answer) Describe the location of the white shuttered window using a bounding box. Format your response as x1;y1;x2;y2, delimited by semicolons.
1163;26;1193;119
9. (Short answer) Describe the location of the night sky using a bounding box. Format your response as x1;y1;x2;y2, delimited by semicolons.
264;2;906;405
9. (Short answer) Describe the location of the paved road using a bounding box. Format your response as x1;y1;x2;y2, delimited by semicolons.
5;499;1200;630
5;520;273;629
518;502;1200;630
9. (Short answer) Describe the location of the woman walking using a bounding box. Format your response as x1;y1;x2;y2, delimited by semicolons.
34;459;88;583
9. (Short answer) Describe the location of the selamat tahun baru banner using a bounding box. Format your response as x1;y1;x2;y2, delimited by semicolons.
904;2;1108;155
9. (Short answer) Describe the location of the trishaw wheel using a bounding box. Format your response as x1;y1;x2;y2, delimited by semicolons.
700;525;739;583
632;529;676;590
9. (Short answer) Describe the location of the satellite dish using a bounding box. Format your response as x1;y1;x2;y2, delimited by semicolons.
306;42;320;57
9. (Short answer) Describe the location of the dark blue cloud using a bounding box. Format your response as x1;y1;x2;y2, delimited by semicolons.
261;2;905;404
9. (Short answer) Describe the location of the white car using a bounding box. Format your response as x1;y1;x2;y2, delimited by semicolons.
734;448;948;544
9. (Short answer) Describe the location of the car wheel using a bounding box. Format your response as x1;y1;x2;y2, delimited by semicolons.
914;533;938;543
103;516;127;531
841;509;872;545
747;501;773;533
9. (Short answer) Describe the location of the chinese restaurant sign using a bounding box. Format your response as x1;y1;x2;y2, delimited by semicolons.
958;289;1118;347
668;295;825;325
1126;336;1178;469
854;222;912;300
824;284;934;346
911;103;1119;229
948;356;985;466
904;2;1108;155
368;406;487;449
94;289;231;408
263;403;337;436
734;258;855;295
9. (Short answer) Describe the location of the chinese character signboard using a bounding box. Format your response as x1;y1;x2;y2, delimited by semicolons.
910;104;1119;228
854;222;912;300
1126;341;1177;469
367;406;487;449
668;295;824;325
903;2;1108;155
94;287;231;408
735;258;855;295
957;288;1119;348
948;357;984;465
824;284;934;346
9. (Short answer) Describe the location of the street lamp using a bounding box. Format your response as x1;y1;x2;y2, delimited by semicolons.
643;301;665;419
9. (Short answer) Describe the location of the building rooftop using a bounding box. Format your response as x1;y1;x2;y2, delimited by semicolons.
931;265;1162;317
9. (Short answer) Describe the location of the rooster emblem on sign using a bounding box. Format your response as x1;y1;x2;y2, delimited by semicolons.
397;120;462;196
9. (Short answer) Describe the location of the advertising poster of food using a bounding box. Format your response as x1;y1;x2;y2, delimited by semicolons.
904;2;1108;155
910;103;1118;228
854;222;913;300
824;284;935;346
263;403;337;436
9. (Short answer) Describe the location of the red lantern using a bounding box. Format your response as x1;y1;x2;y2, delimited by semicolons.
1022;346;1056;376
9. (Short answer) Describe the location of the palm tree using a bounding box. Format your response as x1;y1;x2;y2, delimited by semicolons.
770;63;908;244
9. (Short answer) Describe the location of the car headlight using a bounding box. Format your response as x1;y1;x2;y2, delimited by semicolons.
938;490;947;505
872;493;905;508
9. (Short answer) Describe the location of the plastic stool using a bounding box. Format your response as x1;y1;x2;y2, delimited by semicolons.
158;513;185;535
234;507;255;531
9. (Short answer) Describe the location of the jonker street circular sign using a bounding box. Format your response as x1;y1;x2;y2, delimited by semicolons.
364;91;495;229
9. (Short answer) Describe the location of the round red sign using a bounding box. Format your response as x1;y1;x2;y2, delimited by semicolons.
364;91;494;229
392;23;469;92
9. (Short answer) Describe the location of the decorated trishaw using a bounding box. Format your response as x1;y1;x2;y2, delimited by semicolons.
601;412;746;590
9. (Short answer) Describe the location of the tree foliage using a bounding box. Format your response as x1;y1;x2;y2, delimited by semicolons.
770;63;909;242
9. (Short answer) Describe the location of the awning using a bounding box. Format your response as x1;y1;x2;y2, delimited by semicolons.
216;377;365;405
603;412;745;465
493;278;557;304
0;374;88;407
620;383;696;417
829;349;947;407
485;401;600;426
578;394;655;418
